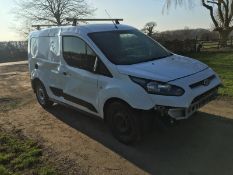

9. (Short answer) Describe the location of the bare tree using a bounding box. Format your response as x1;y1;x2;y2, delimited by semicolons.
164;0;193;10
13;0;95;36
164;0;233;46
142;22;157;37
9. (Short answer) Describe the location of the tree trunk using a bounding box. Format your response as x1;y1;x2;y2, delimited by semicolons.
219;30;232;47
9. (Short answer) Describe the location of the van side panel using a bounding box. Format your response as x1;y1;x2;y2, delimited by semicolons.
29;35;64;100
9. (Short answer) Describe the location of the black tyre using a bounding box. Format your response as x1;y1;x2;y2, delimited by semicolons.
35;81;53;108
106;102;142;144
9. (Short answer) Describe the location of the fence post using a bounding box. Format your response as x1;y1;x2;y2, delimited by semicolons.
195;36;198;52
231;36;233;48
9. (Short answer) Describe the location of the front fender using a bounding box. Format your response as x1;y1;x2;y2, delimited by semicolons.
98;78;154;118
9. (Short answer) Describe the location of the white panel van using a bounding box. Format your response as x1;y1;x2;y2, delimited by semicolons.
28;22;221;144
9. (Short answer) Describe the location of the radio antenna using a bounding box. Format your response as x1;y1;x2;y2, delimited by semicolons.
105;9;118;29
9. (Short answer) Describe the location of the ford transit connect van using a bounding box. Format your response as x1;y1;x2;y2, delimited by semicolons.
28;21;221;144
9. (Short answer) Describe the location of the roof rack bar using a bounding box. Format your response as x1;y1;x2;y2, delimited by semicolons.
32;18;124;29
32;24;68;30
66;18;123;26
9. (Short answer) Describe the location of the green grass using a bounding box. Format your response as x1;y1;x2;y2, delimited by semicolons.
0;131;56;175
184;51;233;97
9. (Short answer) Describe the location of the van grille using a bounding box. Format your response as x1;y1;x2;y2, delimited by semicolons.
191;86;219;104
190;75;216;89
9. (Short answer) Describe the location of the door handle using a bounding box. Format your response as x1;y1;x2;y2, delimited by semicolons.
35;64;39;69
63;72;71;76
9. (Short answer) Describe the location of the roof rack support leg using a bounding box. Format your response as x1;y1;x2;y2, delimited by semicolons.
72;19;77;26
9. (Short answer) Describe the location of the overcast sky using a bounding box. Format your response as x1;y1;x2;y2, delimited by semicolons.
0;0;212;41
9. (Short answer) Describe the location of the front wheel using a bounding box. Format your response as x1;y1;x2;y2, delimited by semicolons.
35;82;53;108
106;102;142;144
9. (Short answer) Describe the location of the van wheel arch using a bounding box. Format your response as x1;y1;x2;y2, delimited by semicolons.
103;98;132;122
31;78;43;93
33;79;54;108
104;98;142;144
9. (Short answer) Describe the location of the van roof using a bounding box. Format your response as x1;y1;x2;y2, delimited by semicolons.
29;24;136;38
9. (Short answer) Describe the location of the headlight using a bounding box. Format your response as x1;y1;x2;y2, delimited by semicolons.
130;76;184;96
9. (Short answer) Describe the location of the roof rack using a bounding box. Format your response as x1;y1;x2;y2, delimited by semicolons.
32;18;123;30
66;18;123;26
32;24;67;30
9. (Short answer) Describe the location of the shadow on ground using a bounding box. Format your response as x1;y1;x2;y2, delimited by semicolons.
47;104;233;175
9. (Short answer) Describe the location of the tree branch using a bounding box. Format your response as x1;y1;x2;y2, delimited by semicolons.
202;0;220;28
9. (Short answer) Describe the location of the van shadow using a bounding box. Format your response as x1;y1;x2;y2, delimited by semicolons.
47;104;233;175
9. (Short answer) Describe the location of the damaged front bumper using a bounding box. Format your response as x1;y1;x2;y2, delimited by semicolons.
156;87;219;120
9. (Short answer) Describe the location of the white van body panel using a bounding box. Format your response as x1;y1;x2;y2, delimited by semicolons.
117;54;208;82
28;24;221;120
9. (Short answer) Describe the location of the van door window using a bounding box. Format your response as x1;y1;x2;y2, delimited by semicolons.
63;36;96;71
96;59;113;78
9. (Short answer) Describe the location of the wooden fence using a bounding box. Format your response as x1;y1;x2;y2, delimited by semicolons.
196;36;233;51
156;36;233;53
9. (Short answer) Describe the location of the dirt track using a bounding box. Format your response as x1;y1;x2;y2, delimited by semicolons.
0;64;233;175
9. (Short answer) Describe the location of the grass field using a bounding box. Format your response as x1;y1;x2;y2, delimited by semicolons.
0;131;56;175
184;51;233;97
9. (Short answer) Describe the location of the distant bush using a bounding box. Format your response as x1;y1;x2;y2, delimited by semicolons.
0;41;27;63
154;28;219;41
156;39;196;53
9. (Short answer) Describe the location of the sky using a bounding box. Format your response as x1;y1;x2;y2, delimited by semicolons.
0;0;212;41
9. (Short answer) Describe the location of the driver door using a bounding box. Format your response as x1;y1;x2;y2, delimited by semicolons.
61;36;99;113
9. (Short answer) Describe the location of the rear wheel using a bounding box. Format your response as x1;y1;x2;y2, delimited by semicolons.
106;102;142;144
35;82;53;108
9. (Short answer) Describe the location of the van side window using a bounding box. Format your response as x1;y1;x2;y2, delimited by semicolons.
96;60;113;78
63;36;96;71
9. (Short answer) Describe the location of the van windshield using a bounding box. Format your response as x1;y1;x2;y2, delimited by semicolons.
88;30;172;65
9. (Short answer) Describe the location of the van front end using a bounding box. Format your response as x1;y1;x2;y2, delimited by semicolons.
146;68;222;120
155;86;219;120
